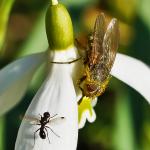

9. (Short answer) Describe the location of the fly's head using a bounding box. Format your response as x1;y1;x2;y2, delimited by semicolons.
81;80;100;98
81;78;110;98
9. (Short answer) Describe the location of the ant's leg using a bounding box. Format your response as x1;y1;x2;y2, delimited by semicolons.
47;114;58;122
33;128;40;147
51;114;58;118
39;114;42;117
38;114;42;119
50;114;58;119
38;114;42;123
44;127;51;144
31;123;41;126
45;126;60;138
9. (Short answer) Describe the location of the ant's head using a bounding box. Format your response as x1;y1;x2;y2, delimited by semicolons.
43;112;50;118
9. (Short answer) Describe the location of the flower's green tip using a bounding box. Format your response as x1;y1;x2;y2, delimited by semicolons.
46;1;74;51
49;0;58;5
78;96;96;129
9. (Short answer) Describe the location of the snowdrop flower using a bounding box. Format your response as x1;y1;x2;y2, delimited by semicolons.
15;61;78;150
0;0;149;149
15;1;78;150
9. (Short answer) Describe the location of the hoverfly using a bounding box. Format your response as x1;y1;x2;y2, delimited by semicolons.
76;13;119;102
24;112;65;146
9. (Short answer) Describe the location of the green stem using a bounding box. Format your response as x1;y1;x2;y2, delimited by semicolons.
112;81;137;150
0;117;5;150
0;0;15;52
50;0;58;5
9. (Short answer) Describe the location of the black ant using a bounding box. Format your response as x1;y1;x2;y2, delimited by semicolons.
25;112;65;146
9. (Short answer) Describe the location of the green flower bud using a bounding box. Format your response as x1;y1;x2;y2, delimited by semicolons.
45;1;74;51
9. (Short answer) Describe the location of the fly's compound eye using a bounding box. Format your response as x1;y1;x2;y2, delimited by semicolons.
44;112;50;118
86;84;98;93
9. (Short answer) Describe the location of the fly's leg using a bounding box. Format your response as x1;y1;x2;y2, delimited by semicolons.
50;57;81;64
77;75;87;105
44;127;51;144
75;38;87;50
77;75;87;92
45;126;60;138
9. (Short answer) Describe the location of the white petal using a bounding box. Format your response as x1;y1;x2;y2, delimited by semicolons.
49;46;79;75
79;109;96;129
15;64;78;150
78;96;97;129
49;47;78;62
111;53;150;102
91;97;98;107
0;52;46;116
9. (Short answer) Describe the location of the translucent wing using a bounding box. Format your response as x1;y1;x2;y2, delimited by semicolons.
90;17;119;82
23;115;40;124
102;18;119;71
48;117;65;126
88;13;106;68
75;35;89;62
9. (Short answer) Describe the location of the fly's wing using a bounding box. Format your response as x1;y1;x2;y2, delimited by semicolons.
23;115;40;124
88;13;106;68
75;37;88;60
102;18;119;72
48;117;65;126
91;17;119;82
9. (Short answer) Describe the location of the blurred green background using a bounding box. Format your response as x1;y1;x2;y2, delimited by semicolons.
0;0;150;149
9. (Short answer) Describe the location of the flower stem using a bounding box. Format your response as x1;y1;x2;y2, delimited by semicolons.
0;0;15;53
50;0;58;5
0;117;5;150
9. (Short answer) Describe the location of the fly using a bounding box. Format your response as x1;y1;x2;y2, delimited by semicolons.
76;13;119;102
49;13;119;102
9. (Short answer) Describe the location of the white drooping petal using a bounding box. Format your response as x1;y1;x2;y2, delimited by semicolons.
15;64;78;150
111;53;150;102
79;108;96;129
77;93;97;129
0;52;46;116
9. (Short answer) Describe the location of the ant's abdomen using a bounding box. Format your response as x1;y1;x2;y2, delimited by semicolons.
39;130;46;139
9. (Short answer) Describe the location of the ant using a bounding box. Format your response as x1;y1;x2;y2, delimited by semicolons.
26;112;65;146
